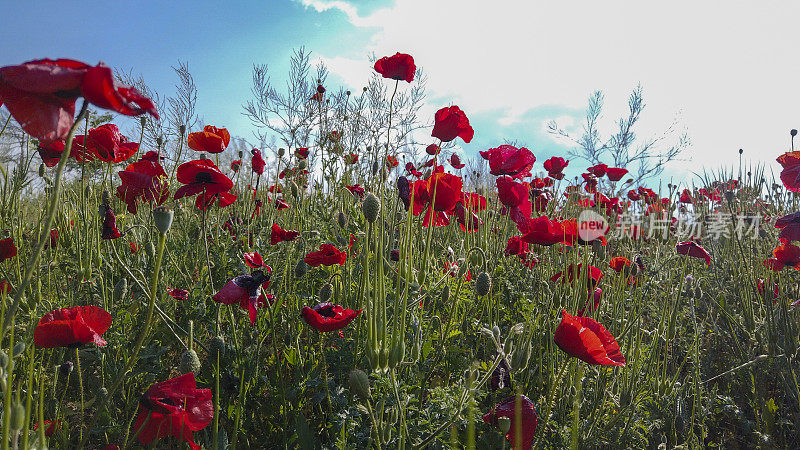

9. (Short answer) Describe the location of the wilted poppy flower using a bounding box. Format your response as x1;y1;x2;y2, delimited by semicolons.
676;241;711;265
273;197;291;210
174;159;233;200
777;151;800;192
271;223;300;245
551;264;604;290
251;148;266;175
133;373;213;450
605;167;628;182
426;144;440;155
243;251;265;268
405;162;422;177
301;303;362;332
296;147;310;159
432;105;473;143
187;125;230;154
345;153;359;164
168;288;189;301
482;395;538;449
764;243;800;271
304;244;347;267
480;145;535;179
577;287;603;317
76;123;139;163
390;249;400;261
0;238;17;262
775;211;800;243
554;309;625;366
34;305;112;348
100;204;122;239
386;155;399;168
543;156;569;179
0;59;157;143
195;191;237;211
213;270;271;325
374;52;416;82
679;189;693;204
346;184;365;199
116;154;169;214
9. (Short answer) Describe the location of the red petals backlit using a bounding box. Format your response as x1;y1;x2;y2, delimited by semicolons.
553;309;625;366
676;241;711;265
271;223;300;245
0;238;17;262
187;125;230;154
374;52;416;83
34;305;112;348
304;244;347;267
482;395;538;449
432;105;473;143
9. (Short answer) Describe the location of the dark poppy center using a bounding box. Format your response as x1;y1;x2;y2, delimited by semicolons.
314;304;336;317
195;172;213;183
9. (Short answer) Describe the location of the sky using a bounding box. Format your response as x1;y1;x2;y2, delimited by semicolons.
1;0;798;186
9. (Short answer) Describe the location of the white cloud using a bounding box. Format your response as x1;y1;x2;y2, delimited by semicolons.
296;0;800;182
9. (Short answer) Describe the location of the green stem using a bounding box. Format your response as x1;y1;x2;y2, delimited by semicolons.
4;102;89;328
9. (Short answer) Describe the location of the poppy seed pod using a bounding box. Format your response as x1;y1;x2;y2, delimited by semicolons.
348;369;370;401
337;211;347;228
10;402;25;431
476;272;492;297
153;206;174;234
497;416;512;434
297;160;307;170
179;349;202;375
294;259;309;278
156;136;163;148
362;193;380;223
38;163;45;177
441;285;450;303
140;116;147;127
278;148;285;157
179;124;186;135
318;283;333;303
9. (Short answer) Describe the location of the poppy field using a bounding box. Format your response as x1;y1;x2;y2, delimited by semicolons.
0;51;799;449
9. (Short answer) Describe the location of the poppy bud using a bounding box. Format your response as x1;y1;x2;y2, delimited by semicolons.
97;386;108;401
298;160;307;170
694;287;703;298
145;241;156;258
12;342;25;358
510;341;531;372
379;348;389;371
179;124;186;135
179;349;202;375
363;86;368;92
153;206;174;234
200;153;206;160
294;259;309;278
85;184;92;197
38;163;45;177
337;211;347;228
476;272;492;297
371;161;379;175
318;283;333;303
209;335;226;361
278;148;285;157
388;341;405;369
140;116;147;128
362;193;380;223
497;416;511;434
759;228;767;238
59;361;74;376
367;348;379;370
348;369;370;401
592;239;605;258
441;285;449;303
10;402;25;431
156;136;163;148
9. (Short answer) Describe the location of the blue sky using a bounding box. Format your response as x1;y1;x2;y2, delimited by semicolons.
2;0;798;186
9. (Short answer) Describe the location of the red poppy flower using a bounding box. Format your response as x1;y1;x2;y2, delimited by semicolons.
243;251;265;268
777;151;800;192
775;211;800;243
676;241;711;265
426;144;441;155
33;420;59;437
271;223;300;245
100;204;122;240
0;280;12;294
554;309;624;366
605;167;628;182
756;278;779;300
296;147;310;159
482;395;538;449
432;105;474;143
0;59;157;143
587;163;608;177
346;184;366;199
515;215;564;246
75;123;138;163
116;154;169;214
551;264;604;290
578;287;603;317
497;177;532;219
187;125;230;154
764;243;800;271
426;172;463;212
627;190;641;201
480;145;535;179
133;373;213;450
0;238;17;262
679;189;693;204
345;153;359;164
34;305;112;348
609;256;631;273
274;198;291;210
386;155;399;168
374;52;416;83
301;303;362;332
445;153;464;169
195;191;237;211
174;159;233;200
251;148;266;175
168;288;189;301
304;244;347;267
405;162;422;177
213;271;271;326
504;236;529;257
543;156;569;179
